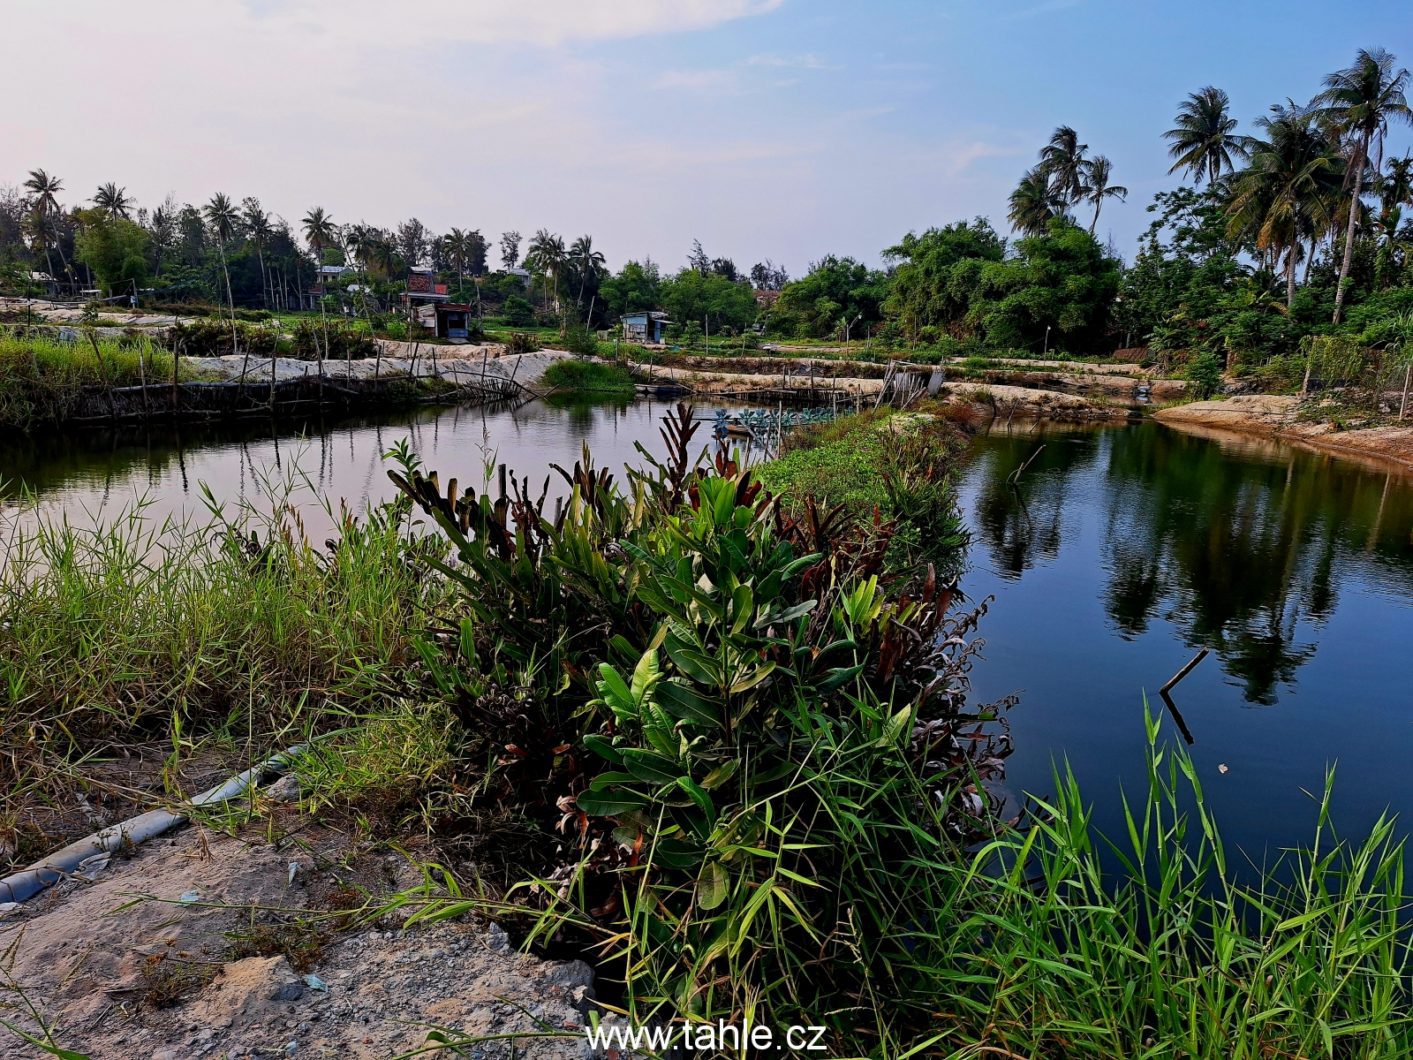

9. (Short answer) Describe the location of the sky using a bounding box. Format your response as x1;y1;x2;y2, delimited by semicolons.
4;0;1412;277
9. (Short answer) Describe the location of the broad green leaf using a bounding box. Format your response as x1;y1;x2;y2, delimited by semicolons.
698;860;730;911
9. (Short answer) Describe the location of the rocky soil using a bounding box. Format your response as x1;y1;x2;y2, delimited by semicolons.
0;797;600;1059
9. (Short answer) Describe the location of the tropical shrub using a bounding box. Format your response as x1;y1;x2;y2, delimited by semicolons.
388;406;1006;1047
501;294;535;327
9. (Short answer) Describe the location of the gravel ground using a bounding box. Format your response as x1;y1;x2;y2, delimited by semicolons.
0;797;601;1059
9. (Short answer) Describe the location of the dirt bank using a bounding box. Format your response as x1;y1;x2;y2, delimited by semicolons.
0;807;596;1059
1155;396;1413;472
187;348;570;389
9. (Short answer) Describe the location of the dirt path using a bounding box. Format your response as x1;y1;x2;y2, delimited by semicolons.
1155;396;1413;473
0;811;596;1059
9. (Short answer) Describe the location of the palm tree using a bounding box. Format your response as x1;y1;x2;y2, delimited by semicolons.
302;207;337;261
203;193;242;361
1082;156;1128;234
569;234;606;311
525;229;566;312
1318;48;1412;322
1039;125;1089;205
1008;167;1067;236
242;197;272;309
23;168;66;280
1165;87;1248;185
1227;102;1343;307
1379;155;1413;216
443;227;471;290
93;183;133;221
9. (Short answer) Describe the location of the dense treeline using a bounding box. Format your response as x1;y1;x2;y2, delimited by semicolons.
2;47;1411;377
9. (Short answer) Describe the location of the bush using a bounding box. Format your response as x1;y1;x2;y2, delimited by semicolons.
560;323;598;355
754;410;969;579
540;358;635;396
503;331;538;355
501;294;535;327
1184;349;1224;398
290;320;378;361
388;407;1003;1047
164;318;279;358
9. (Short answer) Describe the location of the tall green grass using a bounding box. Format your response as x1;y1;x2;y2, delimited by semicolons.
540;357;637;395
0;333;185;428
0;486;442;762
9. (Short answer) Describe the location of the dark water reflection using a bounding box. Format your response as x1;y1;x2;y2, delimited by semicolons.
960;420;1413;855
5;404;1413;859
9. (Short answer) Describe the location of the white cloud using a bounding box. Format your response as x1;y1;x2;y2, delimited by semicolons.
654;69;742;93
250;0;785;46
741;52;838;71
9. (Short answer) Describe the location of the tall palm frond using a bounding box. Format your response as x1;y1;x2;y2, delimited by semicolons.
1165;87;1248;185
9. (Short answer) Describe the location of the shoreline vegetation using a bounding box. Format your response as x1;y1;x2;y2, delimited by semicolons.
5;405;1413;1056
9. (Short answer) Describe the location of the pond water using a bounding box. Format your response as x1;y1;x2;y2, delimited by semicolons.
4;400;1412;857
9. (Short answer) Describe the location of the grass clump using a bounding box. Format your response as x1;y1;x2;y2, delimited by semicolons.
930;708;1413;1057
541;357;636;396
0;481;444;765
0;333;184;428
753;408;969;578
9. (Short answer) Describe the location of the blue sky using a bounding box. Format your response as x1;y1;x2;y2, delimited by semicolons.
7;0;1411;276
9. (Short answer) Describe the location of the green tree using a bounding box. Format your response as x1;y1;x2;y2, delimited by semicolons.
976;219;1121;352
525;228;566;312
1318;48;1411;322
301;206;337;260
601;259;662;320
1227;101;1343;307
569;234;607;314
23;168;66;280
73;209;150;295
772;255;886;338
93;183;133;221
1039;125;1089;205
660;268;756;335
882;219;1007;343
1164;86;1248;185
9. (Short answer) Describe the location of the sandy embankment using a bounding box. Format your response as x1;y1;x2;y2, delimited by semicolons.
647;361;1136;421
186;346;572;390
1155;395;1413;472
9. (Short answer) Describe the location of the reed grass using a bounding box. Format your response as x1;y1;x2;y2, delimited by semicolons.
0;333;187;428
0;484;443;766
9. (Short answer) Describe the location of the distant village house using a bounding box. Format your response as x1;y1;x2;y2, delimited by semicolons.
622;310;671;345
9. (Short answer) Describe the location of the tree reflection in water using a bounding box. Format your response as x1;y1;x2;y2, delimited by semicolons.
968;421;1413;706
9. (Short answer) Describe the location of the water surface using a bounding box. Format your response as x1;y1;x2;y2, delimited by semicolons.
5;403;1412;857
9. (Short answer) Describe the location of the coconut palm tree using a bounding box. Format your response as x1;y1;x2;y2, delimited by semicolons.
93;183;133;221
302;207;337;261
23;168;66;280
1039;126;1089;205
1379;155;1413;216
442;227;472;290
1165;87;1248;185
1082;156;1128;234
1008;166;1067;236
569;234;606;311
1318;48;1412;322
203;193;242;361
242;197;272;309
525;229;566;312
1227;101;1343;308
